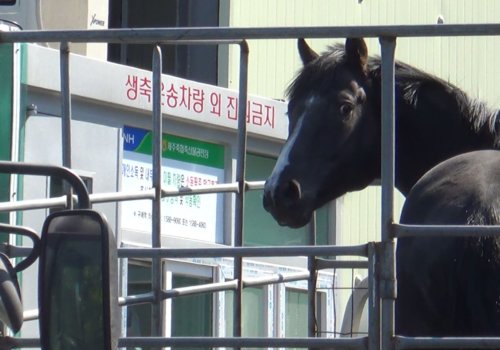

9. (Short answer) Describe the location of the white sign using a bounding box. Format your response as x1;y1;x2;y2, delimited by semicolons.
26;44;288;140
120;126;225;242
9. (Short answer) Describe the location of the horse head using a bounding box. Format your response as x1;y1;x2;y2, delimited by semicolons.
263;38;380;228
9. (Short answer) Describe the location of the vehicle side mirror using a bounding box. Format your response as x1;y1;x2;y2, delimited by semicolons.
39;209;119;350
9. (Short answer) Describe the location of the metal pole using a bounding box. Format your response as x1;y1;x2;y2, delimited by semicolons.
119;0;129;65
395;223;500;238
60;41;73;208
308;212;317;338
60;41;71;169
0;161;90;209
368;242;380;350
151;45;163;341
2;24;500;43
395;336;500;350
0;335;369;349
118;336;368;349
379;36;397;350
119;244;369;259
233;40;249;341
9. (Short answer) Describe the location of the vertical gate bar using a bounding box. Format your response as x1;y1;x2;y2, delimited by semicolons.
120;256;129;341
60;41;74;209
368;242;380;350
120;0;129;65
379;36;397;350
379;39;396;239
60;41;71;169
233;40;249;342
151;45;163;342
308;212;317;338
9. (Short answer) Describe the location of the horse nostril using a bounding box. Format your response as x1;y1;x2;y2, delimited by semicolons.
282;179;302;202
263;189;273;211
263;178;303;215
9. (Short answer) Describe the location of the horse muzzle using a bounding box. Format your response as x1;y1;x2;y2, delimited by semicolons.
263;178;311;228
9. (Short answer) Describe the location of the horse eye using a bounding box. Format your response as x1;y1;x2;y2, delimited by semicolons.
339;104;353;117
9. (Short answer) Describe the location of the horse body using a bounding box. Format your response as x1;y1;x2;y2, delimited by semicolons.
263;38;500;339
398;150;500;337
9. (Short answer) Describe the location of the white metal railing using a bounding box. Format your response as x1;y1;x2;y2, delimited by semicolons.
0;24;500;350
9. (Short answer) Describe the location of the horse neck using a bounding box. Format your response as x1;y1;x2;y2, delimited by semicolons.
369;64;500;196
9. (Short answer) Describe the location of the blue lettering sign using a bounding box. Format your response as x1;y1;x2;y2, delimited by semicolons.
123;126;148;151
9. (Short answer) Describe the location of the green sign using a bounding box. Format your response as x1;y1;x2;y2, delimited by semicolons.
123;125;224;169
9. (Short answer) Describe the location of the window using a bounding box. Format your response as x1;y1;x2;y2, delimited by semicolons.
127;261;215;348
165;261;214;349
108;0;220;85
126;263;152;340
244;153;331;246
171;275;213;349
285;288;327;341
0;1;16;5
225;286;267;337
285;288;308;338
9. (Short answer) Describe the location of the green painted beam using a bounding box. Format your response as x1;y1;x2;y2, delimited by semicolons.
0;44;13;224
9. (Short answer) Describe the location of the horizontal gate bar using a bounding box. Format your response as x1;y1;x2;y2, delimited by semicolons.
395;336;500;349
118;244;369;258
120;271;311;306
27;334;495;350
162;271;310;299
0;195;74;212
394;223;500;238
0;336;368;349
119;336;368;349
1;24;500;44
316;258;369;270
0;161;90;209
0;181;264;212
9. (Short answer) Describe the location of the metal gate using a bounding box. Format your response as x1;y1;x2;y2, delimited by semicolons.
0;24;500;349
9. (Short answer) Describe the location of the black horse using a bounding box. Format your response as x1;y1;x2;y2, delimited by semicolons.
263;38;500;338
399;150;500;337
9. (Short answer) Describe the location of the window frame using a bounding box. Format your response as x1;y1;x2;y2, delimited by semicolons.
163;260;216;338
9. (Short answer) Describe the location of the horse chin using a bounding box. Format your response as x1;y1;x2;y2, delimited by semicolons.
272;208;313;229
278;216;310;229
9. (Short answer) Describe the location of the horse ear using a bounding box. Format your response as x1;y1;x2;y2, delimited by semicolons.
345;38;368;72
298;38;319;65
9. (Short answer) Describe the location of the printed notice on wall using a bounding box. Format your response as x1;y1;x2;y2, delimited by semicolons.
121;125;225;243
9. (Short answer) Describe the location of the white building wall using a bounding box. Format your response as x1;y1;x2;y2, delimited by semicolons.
228;0;500;106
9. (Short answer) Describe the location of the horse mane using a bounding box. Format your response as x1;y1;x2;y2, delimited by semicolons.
453;90;500;147
378;60;500;148
287;43;500;148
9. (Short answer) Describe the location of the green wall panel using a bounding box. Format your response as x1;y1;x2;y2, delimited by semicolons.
0;44;13;224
